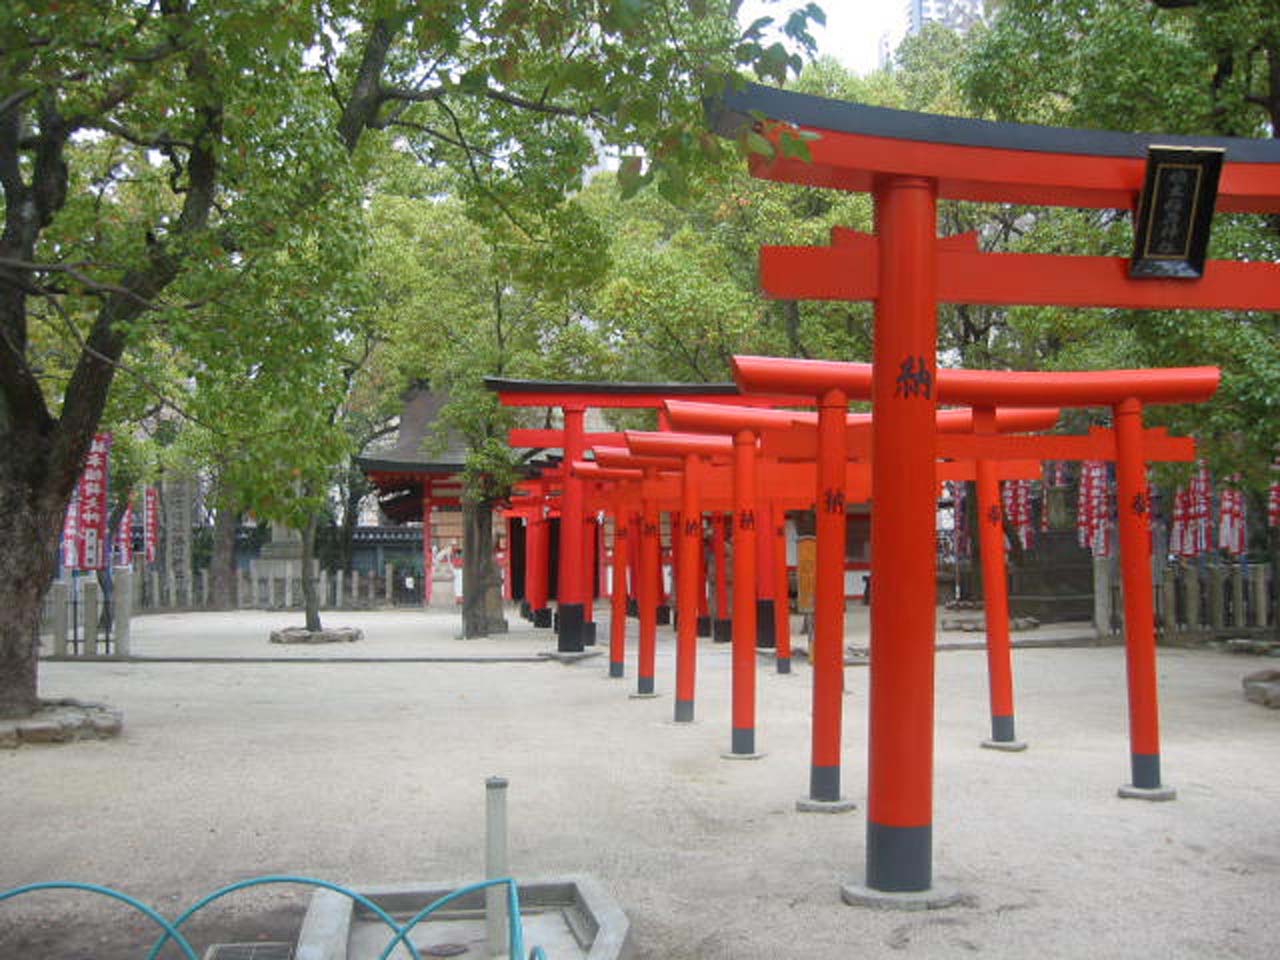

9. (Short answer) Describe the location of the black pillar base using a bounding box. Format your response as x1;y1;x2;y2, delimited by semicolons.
696;615;712;637
810;764;841;803
609;661;624;678
656;604;671;625
674;699;694;723
582;621;597;646
637;676;655;695
557;603;585;653
731;727;755;755
866;822;932;893
991;714;1016;743
1131;752;1162;790
520;600;531;620
532;607;553;628
756;599;776;648
626;597;639;617
713;619;732;643
776;656;791;674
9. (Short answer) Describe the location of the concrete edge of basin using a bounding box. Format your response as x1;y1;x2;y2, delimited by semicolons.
295;874;631;960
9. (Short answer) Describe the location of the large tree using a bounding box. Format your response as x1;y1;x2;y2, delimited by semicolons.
0;0;820;717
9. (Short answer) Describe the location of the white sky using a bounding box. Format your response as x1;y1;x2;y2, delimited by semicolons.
739;0;908;77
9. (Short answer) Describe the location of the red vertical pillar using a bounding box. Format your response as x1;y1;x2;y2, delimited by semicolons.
804;387;849;805
1114;398;1175;800
727;429;760;756
773;512;792;674
609;500;629;679
713;513;731;642
421;487;433;607
634;480;660;697
696;528;712;638
974;409;1024;751
675;455;701;722
865;176;939;892
558;405;587;651
582;508;597;646
528;510;551;628
755;499;777;648
627;512;641;616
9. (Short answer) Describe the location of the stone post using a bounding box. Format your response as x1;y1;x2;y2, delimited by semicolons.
336;570;345;608
1182;563;1200;631
113;567;132;657
201;568;210;608
149;571;160;611
82;579;99;656
166;570;177;609
1092;554;1112;639
284;560;293;608
50;581;69;657
385;562;394;605
1158;564;1177;640
1209;565;1226;630
1231;564;1245;628
1253;563;1270;627
319;570;328;610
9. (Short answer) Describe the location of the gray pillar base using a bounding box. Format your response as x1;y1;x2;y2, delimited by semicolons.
721;750;766;760
674;699;694;723
776;656;791;674
712;619;732;643
795;796;858;813
696;615;712;637
538;650;600;664
629;692;660;700
1117;784;1177;801
608;662;624;678
981;738;1028;752
840;880;970;911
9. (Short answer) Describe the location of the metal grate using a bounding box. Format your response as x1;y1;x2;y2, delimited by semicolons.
203;943;294;960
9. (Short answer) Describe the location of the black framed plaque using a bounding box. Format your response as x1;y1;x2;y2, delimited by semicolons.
1130;145;1224;279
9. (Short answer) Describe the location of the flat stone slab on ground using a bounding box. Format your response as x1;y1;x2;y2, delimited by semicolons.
270;626;364;645
1243;668;1280;708
0;698;122;748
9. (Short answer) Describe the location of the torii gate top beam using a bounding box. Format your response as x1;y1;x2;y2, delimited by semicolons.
730;356;1220;408
713;82;1280;213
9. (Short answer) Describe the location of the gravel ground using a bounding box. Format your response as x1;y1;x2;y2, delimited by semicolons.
1;608;1277;959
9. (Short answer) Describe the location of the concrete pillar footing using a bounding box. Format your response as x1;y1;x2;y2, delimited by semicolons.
1117;784;1177;802
720;751;766;761
839;880;971;911
980;739;1028;752
795;797;858;814
628;692;661;700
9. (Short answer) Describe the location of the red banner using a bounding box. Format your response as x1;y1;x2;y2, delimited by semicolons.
115;496;134;566
144;486;159;564
59;433;112;570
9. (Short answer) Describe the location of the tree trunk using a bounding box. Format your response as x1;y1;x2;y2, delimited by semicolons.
210;507;239;609
0;444;70;718
300;515;322;632
462;500;505;638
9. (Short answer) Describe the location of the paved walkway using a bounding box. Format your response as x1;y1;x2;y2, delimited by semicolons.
4;606;1277;959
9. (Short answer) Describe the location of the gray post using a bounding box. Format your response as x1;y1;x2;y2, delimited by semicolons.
1231;564;1245;628
166;571;177;609
149;571;160;611
336;570;345;609
113;567;132;657
1254;564;1270;627
82;579;99;656
1209;565;1226;630
485;776;510;958
51;581;69;657
385;562;394;605
1182;563;1200;631
249;559;260;606
1158;564;1177;639
200;568;210;608
319;570;328;610
1092;554;1111;639
284;561;294;609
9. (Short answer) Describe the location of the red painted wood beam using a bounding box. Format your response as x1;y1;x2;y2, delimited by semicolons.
732;355;1220;408
760;236;1280;312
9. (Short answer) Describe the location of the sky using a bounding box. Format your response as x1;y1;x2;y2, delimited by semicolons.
738;0;908;77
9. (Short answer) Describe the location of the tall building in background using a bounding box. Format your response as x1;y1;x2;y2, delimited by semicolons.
906;0;985;35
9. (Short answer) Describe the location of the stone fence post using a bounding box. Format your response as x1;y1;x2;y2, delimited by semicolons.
113;567;132;657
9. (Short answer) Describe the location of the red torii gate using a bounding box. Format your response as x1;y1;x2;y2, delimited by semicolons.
486;377;802;653
712;80;1278;904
